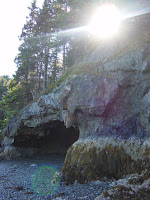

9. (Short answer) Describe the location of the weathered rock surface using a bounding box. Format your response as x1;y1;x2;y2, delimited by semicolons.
95;170;150;200
62;137;150;184
61;43;150;184
1;25;150;186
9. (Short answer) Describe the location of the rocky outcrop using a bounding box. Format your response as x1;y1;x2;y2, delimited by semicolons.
62;138;150;184
95;170;150;200
61;43;150;184
1;28;150;185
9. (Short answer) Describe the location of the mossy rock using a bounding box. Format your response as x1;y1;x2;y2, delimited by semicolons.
62;141;150;185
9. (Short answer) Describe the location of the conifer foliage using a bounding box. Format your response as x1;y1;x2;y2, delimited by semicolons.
0;76;10;135
0;0;101;128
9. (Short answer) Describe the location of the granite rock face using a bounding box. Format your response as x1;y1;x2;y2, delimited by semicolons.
1;41;150;183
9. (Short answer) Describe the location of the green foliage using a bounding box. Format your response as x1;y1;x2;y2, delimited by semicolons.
54;65;75;87
13;0;94;103
3;0;150;132
0;78;30;137
0;76;11;138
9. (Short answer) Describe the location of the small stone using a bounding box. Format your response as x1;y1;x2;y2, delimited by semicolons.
30;163;38;167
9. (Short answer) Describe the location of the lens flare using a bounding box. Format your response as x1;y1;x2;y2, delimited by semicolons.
87;4;122;38
31;165;60;196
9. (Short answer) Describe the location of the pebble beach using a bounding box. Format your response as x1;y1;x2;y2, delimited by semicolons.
0;154;116;200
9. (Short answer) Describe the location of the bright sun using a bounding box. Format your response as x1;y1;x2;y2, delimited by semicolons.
87;4;122;38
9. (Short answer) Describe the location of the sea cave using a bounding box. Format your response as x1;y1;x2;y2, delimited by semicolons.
12;120;79;155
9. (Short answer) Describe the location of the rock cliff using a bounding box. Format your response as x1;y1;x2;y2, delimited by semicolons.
1;18;150;185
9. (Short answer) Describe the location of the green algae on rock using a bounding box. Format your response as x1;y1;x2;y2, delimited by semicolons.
62;138;150;184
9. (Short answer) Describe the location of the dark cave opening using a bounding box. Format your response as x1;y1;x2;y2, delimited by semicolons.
13;121;79;154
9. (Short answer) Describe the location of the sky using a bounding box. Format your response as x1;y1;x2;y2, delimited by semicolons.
0;0;44;78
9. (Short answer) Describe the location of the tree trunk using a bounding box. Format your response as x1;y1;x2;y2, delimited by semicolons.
25;67;29;105
63;43;66;74
38;62;42;94
53;49;58;83
62;1;67;74
43;47;49;90
34;62;39;98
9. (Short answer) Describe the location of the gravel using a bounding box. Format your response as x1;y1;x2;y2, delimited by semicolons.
0;154;116;200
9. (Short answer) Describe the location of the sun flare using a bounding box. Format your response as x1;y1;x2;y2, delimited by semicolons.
88;4;122;38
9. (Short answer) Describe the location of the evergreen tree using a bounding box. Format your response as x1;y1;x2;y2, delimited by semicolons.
0;76;10;136
20;0;39;40
2;0;108;127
